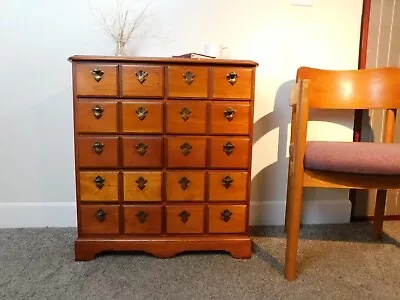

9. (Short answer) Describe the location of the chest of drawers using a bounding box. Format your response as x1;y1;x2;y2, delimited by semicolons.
69;55;258;260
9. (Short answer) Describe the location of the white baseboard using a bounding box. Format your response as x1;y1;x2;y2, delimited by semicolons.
249;200;351;226
0;200;350;228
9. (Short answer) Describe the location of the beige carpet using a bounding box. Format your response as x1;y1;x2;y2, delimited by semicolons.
0;222;399;300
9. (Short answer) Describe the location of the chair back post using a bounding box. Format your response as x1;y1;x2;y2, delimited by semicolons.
383;109;397;143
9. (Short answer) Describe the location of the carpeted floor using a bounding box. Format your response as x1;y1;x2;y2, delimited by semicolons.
0;222;399;300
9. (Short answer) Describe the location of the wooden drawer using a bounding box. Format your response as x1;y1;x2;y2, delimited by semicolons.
80;205;120;234
166;205;204;234
166;137;207;168
210;137;249;169
208;171;247;202
121;101;163;133
166;101;206;134
166;171;205;202
76;101;118;133
210;102;250;135
212;67;253;100
123;172;162;202
121;65;164;98
167;66;208;98
79;172;119;202
208;205;246;233
122;137;162;168
124;205;162;234
76;64;118;97
77;136;118;168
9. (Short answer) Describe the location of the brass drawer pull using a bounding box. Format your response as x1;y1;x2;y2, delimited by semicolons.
135;70;148;84
220;209;232;222
136;106;148;121
92;141;104;155
183;71;195;85
222;176;234;189
94;175;105;189
178;176;190;190
224;107;236;121
95;209;106;222
226;71;238;85
180;142;192;156
136;142;148;156
179;210;190;223
136;210;149;223
223;142;235;155
180;107;191;121
91;68;104;82
92;105;104;119
136;176;147;190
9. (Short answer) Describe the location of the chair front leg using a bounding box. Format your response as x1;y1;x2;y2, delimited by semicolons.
372;189;387;240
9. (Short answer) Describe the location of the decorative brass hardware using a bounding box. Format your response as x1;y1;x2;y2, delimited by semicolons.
226;71;238;85
179;210;191;223
94;175;105;189
180;107;191;121
223;142;235;155
91;68;104;82
95;209;106;222
136;106;148;121
136;210;148;223
136;176;147;190
135;142;148;156
220;209;232;222
92;105;104;119
180;142;192;156
92;141;104;155
135;70;148;84
183;71;195;85
222;176;234;189
224;107;236;121
178;177;190;190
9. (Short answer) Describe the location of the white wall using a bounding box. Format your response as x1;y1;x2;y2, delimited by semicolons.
0;0;363;227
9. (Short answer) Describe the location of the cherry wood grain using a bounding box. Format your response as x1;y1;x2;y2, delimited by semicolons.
121;65;164;98
77;101;118;133
212;67;253;100
166;171;205;202
166;101;207;134
124;205;162;234
167;66;208;98
209;137;249;169
121;101;163;133
79;171;119;201
208;171;247;202
80;205;119;234
123;172;162;202
210;102;250;135
166;205;204;234
122;136;163;168
166;136;207;168
76;64;118;97
208;205;246;233
78;136;118;168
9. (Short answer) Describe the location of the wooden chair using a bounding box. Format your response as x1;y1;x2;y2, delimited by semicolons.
284;66;400;281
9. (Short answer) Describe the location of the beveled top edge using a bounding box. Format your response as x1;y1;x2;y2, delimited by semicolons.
68;55;259;67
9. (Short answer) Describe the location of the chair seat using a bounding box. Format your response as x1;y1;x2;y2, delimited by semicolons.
292;141;400;175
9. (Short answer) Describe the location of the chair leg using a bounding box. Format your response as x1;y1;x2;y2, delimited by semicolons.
372;189;387;240
284;170;304;281
284;163;293;233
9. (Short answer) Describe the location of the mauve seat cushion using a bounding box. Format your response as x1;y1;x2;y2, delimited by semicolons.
291;141;400;175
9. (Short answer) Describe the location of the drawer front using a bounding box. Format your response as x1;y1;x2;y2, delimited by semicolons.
124;205;162;234
78;136;118;168
166;137;207;168
122;137;163;168
77;101;118;133
210;102;250;135
212;67;253;100
166;101;207;134
80;205;120;234
121;65;164;98
121;101;163;133
166;205;204;234
210;137;249;169
167;66;208;98
79;172;119;201
208;205;246;233
123;172;162;202
166;171;205;202
76;64;118;97
208;171;247;202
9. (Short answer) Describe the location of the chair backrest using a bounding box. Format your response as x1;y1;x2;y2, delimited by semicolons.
296;67;400;109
